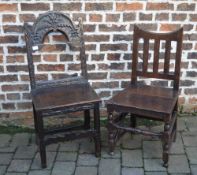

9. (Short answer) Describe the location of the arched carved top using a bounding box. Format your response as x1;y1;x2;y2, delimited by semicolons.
24;11;81;45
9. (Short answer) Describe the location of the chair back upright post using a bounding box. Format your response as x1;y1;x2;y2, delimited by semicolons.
131;25;183;91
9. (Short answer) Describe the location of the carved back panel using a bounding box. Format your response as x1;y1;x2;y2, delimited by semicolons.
24;11;87;89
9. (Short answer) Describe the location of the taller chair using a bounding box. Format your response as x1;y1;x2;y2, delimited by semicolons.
24;11;101;168
107;25;183;167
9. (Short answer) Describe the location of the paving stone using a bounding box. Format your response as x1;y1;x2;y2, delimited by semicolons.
99;159;120;175
5;173;27;175
0;166;7;175
75;166;97;175
28;170;51;175
0;134;11;147
168;155;190;174
145;172;167;175
101;147;120;158
79;141;94;154
0;146;16;153
122;167;144;175
143;141;162;158
122;150;143;167
185;117;197;131
59;141;79;152
46;144;59;152
31;152;56;170
51;162;75;175
14;145;37;159
170;133;185;154
191;165;197;175
56;152;77;162
182;135;197;147
11;133;30;146
186;147;197;164
8;159;31;172
77;154;99;166
144;159;166;172
122;135;142;149
0;153;13;165
177;118;187;131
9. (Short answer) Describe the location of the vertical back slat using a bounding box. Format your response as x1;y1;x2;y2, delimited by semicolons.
164;40;171;73
153;39;160;73
143;39;149;73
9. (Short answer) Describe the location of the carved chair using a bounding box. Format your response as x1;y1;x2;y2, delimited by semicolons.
23;11;101;168
107;25;183;167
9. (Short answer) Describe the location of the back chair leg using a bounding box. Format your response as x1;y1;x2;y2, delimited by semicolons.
162;121;170;168
33;104;39;145
108;112;115;155
37;113;46;168
84;109;90;129
130;114;136;128
94;104;101;157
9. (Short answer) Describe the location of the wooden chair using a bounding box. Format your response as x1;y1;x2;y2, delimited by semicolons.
107;25;183;167
23;11;101;168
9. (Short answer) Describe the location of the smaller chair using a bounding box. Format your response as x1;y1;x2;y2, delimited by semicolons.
107;25;183;167
23;11;101;168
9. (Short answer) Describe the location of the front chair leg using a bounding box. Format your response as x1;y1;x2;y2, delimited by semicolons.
108;112;115;155
37;113;47;168
84;109;90;129
94;104;101;157
162;122;170;168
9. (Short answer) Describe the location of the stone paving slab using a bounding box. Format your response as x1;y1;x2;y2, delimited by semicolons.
0;117;197;175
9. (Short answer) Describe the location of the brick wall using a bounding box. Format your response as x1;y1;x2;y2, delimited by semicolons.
0;0;197;122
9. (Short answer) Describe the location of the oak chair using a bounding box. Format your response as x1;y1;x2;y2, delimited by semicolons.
107;25;183;167
23;11;101;168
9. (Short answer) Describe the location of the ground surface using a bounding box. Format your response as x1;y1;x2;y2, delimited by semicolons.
0;116;197;175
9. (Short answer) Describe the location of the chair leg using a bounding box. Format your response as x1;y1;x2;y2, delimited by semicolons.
108;112;115;155
162;121;170;168
33;104;39;145
37;112;47;168
173;117;177;142
84;109;90;129
94;104;101;157
130;114;136;128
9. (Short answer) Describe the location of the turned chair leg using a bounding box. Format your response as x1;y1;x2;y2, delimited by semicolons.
108;112;115;155
37;113;47;168
84;109;90;129
94;104;101;157
162;121;170;168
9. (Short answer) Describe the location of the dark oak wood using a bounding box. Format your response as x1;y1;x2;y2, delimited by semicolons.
23;11;101;168
107;25;183;167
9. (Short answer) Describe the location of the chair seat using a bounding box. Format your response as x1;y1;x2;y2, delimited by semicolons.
32;82;100;112
107;84;178;119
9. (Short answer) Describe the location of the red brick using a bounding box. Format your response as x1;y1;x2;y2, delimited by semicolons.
0;3;18;12
89;14;102;22
190;14;197;22
7;65;28;72
146;3;174;10
0;36;18;43
37;64;65;72
21;3;50;11
2;84;29;91
72;13;86;22
155;13;169;21
83;24;96;32
41;44;66;52
85;44;96;51
2;103;15;110
92;81;119;89
19;14;36;22
110;72;130;79
6;55;25;63
43;55;57;62
17;102;32;110
60;54;73;62
7;93;20;100
84;35;110;42
0;55;3;63
0;75;18;82
100;44;127;51
107;53;121;61
91;54;105;61
88;73;107;80
172;13;187;21
54;3;81;11
98;63;109;70
177;3;195;11
2;14;16;23
3;25;23;33
139;13;152;21
85;3;112;11
116;2;143;11
160;24;181;31
106;14;120;22
123;13;136;21
99;24;126;32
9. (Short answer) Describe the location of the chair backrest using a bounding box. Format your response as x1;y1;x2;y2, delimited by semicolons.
131;25;183;91
23;11;87;89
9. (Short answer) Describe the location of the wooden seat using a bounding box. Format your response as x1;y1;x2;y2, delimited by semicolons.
108;84;178;119
107;25;183;167
23;11;101;168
